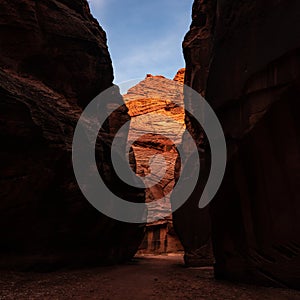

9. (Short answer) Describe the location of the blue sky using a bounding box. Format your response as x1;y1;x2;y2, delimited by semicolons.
88;0;193;84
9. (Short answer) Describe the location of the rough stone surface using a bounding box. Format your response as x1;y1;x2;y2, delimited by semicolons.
0;0;113;108
124;71;185;253
171;1;216;267
173;68;185;84
171;140;214;267
183;0;216;98
0;0;145;270
138;219;184;255
184;0;300;288
124;72;185;220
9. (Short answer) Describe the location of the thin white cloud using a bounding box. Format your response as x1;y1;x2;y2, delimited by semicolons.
88;0;106;10
88;0;191;84
113;30;186;84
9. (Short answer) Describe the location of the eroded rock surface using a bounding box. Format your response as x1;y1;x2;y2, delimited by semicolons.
183;0;300;288
124;72;185;220
0;0;145;270
172;2;216;266
138;218;183;255
124;71;185;253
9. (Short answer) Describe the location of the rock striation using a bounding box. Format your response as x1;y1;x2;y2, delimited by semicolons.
124;70;185;253
183;0;300;288
173;68;185;84
0;0;145;270
124;72;185;219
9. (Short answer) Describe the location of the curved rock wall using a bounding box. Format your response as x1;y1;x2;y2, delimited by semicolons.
0;0;145;270
171;1;216;267
183;0;300;288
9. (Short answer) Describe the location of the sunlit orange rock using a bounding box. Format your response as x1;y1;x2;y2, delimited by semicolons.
173;68;186;84
124;70;186;253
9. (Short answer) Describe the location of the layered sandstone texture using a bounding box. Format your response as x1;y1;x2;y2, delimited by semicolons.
184;0;300;288
0;0;144;270
124;71;185;221
124;71;185;252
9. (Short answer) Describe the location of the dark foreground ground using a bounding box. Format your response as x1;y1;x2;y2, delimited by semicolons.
0;254;299;300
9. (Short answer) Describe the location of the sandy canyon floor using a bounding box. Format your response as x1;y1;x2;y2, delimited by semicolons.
0;254;299;300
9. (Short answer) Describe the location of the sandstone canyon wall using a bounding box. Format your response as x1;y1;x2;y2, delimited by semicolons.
0;0;145;270
124;71;185;254
183;0;300;288
124;72;185;221
172;2;216;265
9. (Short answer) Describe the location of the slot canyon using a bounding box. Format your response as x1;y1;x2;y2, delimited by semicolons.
0;0;299;299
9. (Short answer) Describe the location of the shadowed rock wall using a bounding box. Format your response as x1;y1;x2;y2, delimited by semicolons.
172;1;216;267
183;0;300;288
0;0;145;270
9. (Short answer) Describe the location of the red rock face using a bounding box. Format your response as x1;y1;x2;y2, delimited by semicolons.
184;0;300;288
0;0;113;108
124;71;185;253
0;0;145;270
173;68;185;84
183;0;216;98
171;2;216;266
